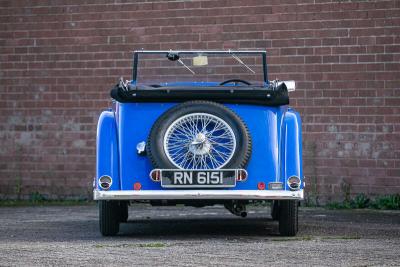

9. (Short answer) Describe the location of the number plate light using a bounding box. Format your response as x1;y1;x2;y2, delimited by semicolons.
236;169;248;181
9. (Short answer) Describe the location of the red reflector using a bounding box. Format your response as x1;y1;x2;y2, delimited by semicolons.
257;182;266;190
133;182;142;190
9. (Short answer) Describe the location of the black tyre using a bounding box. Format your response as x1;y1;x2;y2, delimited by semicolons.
99;200;120;236
147;101;251;169
271;200;279;221
278;200;299;236
118;201;129;223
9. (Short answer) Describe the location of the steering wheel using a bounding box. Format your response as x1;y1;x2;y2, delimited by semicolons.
219;79;252;86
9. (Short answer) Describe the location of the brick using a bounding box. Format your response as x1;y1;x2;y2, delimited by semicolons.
0;0;399;201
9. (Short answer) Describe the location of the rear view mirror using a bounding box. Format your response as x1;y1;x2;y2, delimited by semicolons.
166;52;180;61
193;55;208;66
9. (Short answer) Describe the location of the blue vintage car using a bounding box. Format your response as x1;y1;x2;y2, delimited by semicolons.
94;50;303;236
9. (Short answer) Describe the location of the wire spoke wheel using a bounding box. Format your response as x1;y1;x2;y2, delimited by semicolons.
164;113;236;169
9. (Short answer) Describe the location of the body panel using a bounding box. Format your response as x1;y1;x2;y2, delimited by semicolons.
281;109;303;190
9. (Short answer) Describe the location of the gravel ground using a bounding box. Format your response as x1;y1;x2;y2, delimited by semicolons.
0;204;399;266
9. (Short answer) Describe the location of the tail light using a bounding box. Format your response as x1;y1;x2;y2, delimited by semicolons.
287;176;301;191
98;175;112;190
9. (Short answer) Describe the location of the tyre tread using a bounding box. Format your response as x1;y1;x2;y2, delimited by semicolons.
99;200;119;236
278;200;298;236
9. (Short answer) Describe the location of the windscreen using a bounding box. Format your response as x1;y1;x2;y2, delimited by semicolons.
135;52;265;86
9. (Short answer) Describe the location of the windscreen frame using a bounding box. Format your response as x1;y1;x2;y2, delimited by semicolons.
131;50;268;85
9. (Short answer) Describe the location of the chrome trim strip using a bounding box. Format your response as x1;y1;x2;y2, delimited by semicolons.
93;189;304;200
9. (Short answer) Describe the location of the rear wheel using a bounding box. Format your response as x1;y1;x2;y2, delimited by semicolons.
271;200;279;221
278;200;299;236
99;200;120;236
118;201;129;223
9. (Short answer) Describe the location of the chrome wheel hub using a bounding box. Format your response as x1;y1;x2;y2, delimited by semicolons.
189;133;211;156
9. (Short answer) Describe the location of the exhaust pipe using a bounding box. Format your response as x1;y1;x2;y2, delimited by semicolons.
224;201;247;218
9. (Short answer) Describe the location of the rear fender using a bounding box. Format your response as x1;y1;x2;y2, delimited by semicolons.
96;111;120;190
281;108;303;190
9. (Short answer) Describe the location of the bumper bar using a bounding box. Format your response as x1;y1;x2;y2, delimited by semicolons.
93;189;303;200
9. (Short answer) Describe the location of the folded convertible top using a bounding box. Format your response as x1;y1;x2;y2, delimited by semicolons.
110;84;289;106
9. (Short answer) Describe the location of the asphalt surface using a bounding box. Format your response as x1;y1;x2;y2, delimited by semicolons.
0;204;399;266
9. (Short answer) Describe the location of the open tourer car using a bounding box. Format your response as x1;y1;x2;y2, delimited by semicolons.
94;50;303;236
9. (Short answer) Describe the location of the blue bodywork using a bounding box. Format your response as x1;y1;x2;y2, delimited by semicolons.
96;102;303;192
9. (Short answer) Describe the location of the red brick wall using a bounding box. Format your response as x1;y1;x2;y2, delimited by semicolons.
1;0;399;201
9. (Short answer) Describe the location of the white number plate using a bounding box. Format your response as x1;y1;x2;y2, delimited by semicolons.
160;170;236;188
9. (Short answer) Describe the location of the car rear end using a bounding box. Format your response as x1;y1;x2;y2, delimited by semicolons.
94;50;304;236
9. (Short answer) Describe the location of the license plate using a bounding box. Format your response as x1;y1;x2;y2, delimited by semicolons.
160;170;236;188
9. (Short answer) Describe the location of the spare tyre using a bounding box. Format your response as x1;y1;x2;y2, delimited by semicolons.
147;101;251;170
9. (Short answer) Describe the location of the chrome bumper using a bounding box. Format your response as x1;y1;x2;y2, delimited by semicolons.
93;189;304;200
